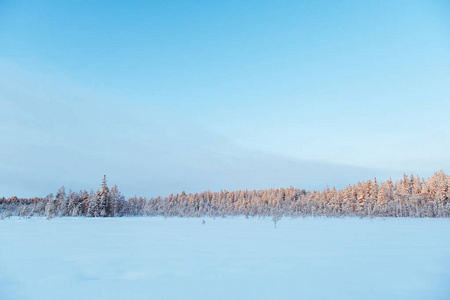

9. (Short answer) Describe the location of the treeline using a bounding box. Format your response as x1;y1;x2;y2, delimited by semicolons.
1;171;450;220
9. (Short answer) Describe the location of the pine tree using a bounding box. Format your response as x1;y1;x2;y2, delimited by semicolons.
44;193;56;219
401;174;411;195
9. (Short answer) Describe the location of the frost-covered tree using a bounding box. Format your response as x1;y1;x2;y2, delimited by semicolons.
44;193;56;219
3;171;450;219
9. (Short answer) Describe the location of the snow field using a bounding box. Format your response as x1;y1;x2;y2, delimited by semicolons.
0;217;449;300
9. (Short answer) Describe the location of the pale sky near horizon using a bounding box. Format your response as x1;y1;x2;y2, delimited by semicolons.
1;0;450;198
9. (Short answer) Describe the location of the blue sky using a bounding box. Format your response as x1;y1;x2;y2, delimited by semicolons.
1;0;449;197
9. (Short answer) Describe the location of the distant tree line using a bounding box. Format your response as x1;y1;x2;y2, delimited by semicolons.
1;171;450;220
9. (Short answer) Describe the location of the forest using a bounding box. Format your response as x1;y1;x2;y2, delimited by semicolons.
1;171;450;220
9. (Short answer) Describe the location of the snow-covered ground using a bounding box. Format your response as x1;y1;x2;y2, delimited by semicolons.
0;217;449;300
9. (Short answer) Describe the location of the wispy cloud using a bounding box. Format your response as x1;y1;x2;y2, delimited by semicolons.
0;60;392;198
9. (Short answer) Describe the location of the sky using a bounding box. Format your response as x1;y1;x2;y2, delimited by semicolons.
1;0;450;198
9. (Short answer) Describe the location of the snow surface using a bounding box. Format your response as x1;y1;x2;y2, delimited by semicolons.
0;217;449;300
